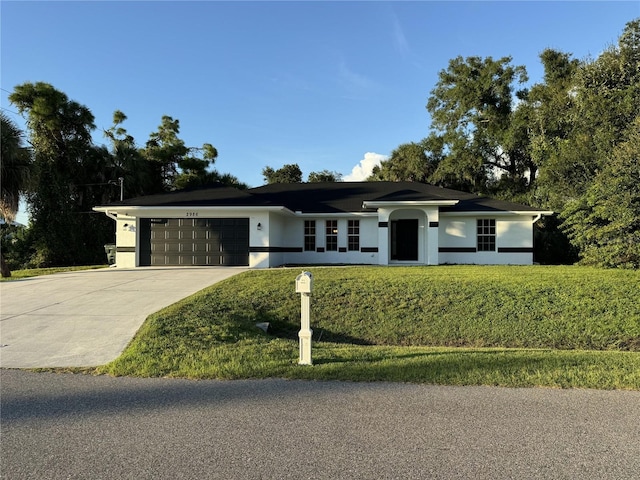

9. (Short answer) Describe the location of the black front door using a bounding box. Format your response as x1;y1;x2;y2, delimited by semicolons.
391;219;419;261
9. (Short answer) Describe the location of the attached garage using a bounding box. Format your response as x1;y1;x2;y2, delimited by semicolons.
139;218;249;266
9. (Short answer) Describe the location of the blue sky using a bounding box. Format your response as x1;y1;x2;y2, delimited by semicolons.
2;1;638;223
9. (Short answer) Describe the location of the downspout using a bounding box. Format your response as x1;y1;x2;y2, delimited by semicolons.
104;210;118;222
531;213;542;224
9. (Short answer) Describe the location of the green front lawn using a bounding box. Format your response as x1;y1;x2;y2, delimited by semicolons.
97;265;640;389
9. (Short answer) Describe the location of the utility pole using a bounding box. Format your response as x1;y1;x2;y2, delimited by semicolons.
118;177;124;201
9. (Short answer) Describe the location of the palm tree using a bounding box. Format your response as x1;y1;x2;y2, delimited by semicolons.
1;112;32;277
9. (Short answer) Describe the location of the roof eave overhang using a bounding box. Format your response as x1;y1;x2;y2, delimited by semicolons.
439;210;554;217
93;205;295;216
362;200;460;209
292;211;378;217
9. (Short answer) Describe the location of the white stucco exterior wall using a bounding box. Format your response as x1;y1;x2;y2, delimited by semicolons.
249;211;271;268
277;216;379;266
425;206;439;265
498;218;531;247
439;217;476;250
377;208;391;266
115;214;137;268
438;216;534;265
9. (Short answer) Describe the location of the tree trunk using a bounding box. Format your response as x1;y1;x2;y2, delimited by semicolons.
1;253;11;278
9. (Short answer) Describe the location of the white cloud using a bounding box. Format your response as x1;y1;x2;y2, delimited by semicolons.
339;62;373;90
391;12;410;58
337;59;380;99
344;152;387;181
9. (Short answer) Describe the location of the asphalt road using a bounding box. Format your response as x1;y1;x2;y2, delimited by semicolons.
2;370;639;480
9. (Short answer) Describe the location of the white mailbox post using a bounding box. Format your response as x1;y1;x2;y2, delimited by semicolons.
295;271;313;365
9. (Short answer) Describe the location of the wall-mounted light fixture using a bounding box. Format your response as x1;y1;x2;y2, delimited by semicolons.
257;222;262;230
123;223;129;228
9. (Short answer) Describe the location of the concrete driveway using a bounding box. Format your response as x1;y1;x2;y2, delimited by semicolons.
0;267;247;368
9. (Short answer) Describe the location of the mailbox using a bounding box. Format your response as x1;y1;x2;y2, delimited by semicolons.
295;271;314;365
295;271;313;294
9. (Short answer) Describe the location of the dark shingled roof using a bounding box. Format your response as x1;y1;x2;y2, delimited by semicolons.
109;184;261;207
106;182;544;213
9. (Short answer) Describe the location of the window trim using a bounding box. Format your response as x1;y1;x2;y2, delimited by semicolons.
477;219;496;252
325;220;338;251
304;220;316;252
348;219;360;251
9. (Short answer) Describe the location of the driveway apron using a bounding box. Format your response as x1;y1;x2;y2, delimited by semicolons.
0;267;246;368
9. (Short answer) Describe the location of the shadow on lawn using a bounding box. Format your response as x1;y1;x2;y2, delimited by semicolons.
263;315;374;346
311;348;554;374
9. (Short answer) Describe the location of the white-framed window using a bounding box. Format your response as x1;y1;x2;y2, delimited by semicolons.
348;220;360;251
325;220;338;251
477;219;496;251
304;220;316;251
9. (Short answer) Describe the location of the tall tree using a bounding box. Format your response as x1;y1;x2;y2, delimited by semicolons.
142;115;190;192
141;115;238;192
307;170;342;183
522;49;581;209
368;138;442;183
104;110;155;198
426;55;530;195
262;163;303;184
0;113;32;276
534;21;640;212
527;20;640;268
0;113;31;222
562;117;640;268
9;82;111;266
545;19;640;267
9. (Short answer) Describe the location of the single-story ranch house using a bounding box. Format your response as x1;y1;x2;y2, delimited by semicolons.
94;182;552;268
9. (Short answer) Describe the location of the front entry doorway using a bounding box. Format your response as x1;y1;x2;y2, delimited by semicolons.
391;219;419;261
